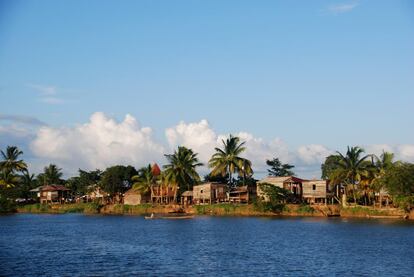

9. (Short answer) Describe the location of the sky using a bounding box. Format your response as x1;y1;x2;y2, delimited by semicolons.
0;0;413;179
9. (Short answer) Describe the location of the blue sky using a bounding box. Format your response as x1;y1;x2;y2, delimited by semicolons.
0;0;413;177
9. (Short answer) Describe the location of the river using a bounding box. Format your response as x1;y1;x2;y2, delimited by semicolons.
1;214;413;276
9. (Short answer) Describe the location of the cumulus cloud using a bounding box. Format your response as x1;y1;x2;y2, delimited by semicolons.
165;120;290;174
30;112;165;174
1;112;412;178
327;2;359;14
296;144;333;165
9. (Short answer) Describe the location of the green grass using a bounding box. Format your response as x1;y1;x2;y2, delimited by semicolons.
296;204;315;214
18;202;101;214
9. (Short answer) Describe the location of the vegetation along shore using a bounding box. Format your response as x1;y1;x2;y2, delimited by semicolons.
1;134;414;220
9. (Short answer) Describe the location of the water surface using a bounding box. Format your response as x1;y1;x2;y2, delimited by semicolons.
1;214;413;276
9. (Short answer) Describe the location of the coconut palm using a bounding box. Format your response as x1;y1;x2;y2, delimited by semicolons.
163;146;203;200
132;164;156;195
329;146;371;205
208;134;252;187
0;170;21;188
371;151;395;207
38;164;63;185
0;146;27;174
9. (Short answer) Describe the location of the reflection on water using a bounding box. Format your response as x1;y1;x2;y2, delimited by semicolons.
1;214;414;276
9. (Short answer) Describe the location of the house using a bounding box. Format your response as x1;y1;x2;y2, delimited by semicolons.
302;179;331;204
80;185;110;204
39;185;70;204
151;185;176;204
193;182;227;204
257;176;305;201
181;191;193;206
123;188;151;205
228;185;256;203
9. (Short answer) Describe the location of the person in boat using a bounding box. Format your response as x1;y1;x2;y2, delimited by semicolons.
150;213;154;218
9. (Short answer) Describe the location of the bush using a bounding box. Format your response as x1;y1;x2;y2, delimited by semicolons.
0;195;16;213
296;204;315;214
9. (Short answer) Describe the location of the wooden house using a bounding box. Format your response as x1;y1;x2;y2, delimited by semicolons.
123;188;151;205
228;185;256;203
193;182;227;204
181;190;193;206
151;185;176;204
39;185;70;204
257;176;305;201
302;179;330;204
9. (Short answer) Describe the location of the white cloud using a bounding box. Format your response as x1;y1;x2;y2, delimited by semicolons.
165;120;290;174
327;2;359;14
30;112;165;174
1;112;411;178
297;144;333;165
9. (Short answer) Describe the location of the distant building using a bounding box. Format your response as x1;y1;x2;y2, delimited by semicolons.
302;179;331;204
38;185;70;204
124;188;151;205
193;182;227;204
181;190;193;206
229;185;256;203
151;185;176;204
257;176;305;200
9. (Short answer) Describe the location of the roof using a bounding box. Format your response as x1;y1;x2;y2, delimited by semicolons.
181;191;193;197
40;185;70;192
152;163;161;176
230;186;248;193
258;176;307;184
194;182;227;188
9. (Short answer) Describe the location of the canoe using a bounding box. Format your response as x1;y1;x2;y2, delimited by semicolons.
145;215;194;220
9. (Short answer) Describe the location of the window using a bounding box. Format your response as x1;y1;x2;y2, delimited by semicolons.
312;185;316;190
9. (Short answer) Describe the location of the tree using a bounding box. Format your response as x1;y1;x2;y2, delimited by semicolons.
100;165;138;198
164;146;203;198
266;158;294;177
329;146;371;205
369;152;395;207
208;135;252;187
256;183;292;212
321;155;342;180
0;146;27;175
132;164;156;195
37;164;64;185
382;162;414;211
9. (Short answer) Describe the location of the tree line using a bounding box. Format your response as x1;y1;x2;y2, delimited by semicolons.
1;139;413;212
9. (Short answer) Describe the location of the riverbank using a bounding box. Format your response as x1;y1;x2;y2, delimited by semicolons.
16;203;411;219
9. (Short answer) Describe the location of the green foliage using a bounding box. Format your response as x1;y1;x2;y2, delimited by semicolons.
66;169;102;196
100;165;138;195
163;146;203;194
37;164;64;185
266;158;295;177
296;204;315;214
321;155;341;179
132;164;156;194
208;135;252;186
382;163;414;211
0;195;16;213
256;183;291;213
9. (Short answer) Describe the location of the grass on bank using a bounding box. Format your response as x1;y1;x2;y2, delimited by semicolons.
18;202;102;214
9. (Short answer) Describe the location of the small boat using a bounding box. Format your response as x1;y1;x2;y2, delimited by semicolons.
144;213;194;220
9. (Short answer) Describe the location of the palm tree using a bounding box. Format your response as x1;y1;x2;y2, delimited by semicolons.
38;164;63;185
208;134;252;187
0;146;27;174
0;170;21;188
372;151;395;207
329;146;371;205
132;164;156;195
163;146;203;201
